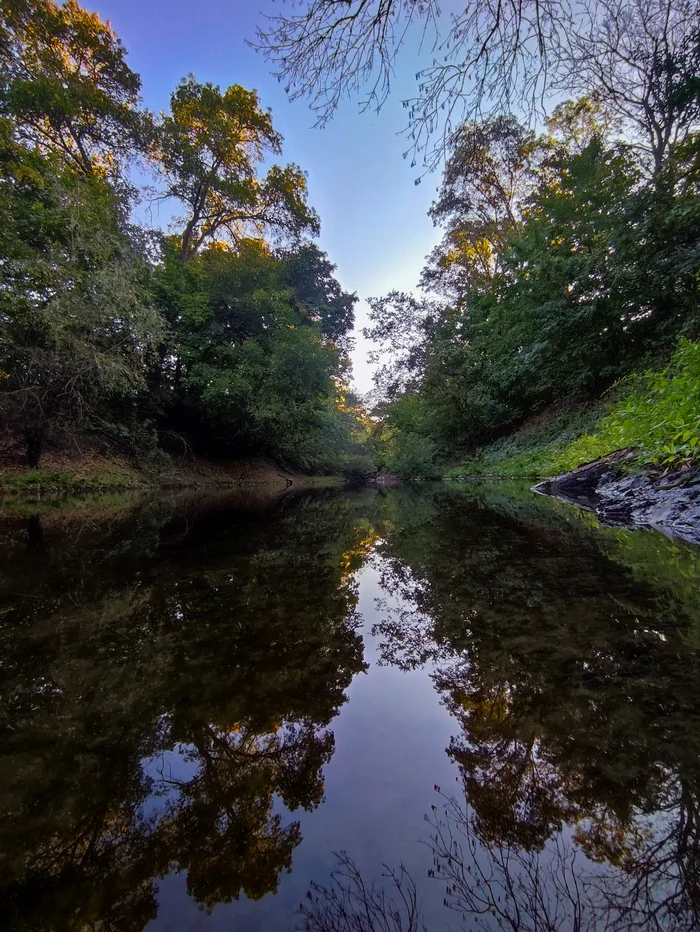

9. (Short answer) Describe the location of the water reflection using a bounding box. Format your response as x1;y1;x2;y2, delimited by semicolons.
0;490;371;930
371;484;700;931
0;485;699;930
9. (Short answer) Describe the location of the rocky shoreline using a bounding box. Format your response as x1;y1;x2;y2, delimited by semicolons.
534;450;700;546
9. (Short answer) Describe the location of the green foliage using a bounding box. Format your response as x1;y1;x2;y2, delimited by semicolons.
553;339;700;470
0;0;149;176
156;76;319;261
0;122;162;465
0;0;369;474
372;108;700;470
372;393;441;479
449;340;700;477
150;238;361;471
389;432;440;480
281;243;356;344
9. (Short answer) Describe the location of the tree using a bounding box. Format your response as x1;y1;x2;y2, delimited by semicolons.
367;105;699;460
546;96;620;154
0;0;149;176
282;243;357;345
155;76;319;262
476;137;642;401
364;291;438;399
563;0;700;177
0;124;162;466
151;238;362;470
421;115;542;296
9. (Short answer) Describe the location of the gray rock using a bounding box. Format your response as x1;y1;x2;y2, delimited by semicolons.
534;451;700;546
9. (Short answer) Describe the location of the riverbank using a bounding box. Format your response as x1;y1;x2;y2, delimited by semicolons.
0;450;342;497
442;342;700;543
533;453;700;545
447;340;700;482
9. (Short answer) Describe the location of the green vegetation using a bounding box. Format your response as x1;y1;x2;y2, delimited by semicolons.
448;339;700;478
0;0;372;477
1;1;698;484
0;466;137;492
357;11;700;478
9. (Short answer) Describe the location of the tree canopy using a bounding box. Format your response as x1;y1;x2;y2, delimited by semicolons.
0;0;148;175
155;76;319;261
0;0;370;473
367;95;699;475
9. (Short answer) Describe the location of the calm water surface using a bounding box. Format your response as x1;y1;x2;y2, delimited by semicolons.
1;483;700;931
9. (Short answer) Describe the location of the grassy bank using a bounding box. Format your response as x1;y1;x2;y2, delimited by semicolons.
447;340;700;480
0;452;343;496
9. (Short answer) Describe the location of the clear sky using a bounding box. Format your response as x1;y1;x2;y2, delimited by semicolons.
91;0;444;394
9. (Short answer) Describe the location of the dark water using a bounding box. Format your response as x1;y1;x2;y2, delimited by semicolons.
1;483;700;931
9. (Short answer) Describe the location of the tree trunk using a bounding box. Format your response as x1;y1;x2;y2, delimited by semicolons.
26;430;44;468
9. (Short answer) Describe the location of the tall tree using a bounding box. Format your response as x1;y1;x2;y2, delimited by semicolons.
0;123;161;466
0;0;148;176
155;76;319;262
421;115;542;296
564;0;700;177
151;238;361;469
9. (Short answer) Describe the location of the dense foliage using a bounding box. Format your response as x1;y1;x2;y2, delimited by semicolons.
0;0;368;473
448;339;700;479
369;88;700;477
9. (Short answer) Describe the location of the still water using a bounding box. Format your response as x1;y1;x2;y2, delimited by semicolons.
1;482;700;931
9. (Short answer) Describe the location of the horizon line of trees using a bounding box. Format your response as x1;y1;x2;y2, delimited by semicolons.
2;0;699;479
255;0;699;477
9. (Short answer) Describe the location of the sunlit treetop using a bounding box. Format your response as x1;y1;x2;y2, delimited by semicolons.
155;76;320;262
0;0;149;176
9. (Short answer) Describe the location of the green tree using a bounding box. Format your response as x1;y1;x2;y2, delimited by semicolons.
0;123;162;465
281;242;356;345
155;76;319;262
422;115;542;297
151;238;361;470
0;0;149;176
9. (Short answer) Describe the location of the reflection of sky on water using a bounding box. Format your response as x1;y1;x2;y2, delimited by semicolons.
148;559;461;930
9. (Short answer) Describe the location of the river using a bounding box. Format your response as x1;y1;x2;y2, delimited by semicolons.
1;482;699;931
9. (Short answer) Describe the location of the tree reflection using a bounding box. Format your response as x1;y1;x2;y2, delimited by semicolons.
302;788;699;932
371;485;700;931
299;852;426;932
0;490;374;930
426;787;700;932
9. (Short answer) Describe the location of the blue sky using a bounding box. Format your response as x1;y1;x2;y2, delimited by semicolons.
93;0;444;393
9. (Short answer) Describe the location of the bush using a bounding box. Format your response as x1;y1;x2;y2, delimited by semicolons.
390;433;441;480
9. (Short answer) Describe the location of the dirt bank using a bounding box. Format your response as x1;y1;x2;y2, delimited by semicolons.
0;449;332;497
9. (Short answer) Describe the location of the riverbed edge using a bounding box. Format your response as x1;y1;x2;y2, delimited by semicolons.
0;453;346;497
532;451;700;545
